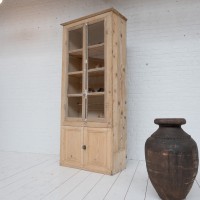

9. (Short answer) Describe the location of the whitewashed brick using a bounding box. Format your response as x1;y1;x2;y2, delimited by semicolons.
0;0;200;160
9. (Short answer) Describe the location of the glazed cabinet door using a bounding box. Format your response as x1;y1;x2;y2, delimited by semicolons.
86;20;105;122
83;127;112;173
62;14;112;126
86;16;112;125
60;126;83;168
62;25;85;125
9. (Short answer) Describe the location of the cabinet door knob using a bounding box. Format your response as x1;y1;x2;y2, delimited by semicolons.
82;145;86;150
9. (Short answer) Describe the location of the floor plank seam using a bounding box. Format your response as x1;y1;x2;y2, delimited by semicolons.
124;160;140;200
144;178;149;200
15;167;78;200
0;160;60;199
81;174;104;200
195;179;200;188
0;151;58;157
60;172;92;200
102;171;122;200
0;159;58;182
0;153;199;200
40;170;81;199
0;160;58;190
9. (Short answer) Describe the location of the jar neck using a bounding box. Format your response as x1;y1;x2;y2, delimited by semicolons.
153;124;189;139
159;124;181;128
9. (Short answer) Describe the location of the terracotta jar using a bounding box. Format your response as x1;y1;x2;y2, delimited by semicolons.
145;118;199;200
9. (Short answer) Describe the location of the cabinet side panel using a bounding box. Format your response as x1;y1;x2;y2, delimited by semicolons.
112;14;127;174
61;27;68;125
119;16;127;155
105;14;113;127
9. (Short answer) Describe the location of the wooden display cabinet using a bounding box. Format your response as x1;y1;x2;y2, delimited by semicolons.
60;8;127;175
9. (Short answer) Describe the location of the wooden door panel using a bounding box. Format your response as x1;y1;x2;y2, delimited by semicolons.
60;126;83;168
84;127;112;173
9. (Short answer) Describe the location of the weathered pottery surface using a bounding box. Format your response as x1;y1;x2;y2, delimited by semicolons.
145;118;199;200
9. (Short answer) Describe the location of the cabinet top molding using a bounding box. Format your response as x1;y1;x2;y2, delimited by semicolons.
61;8;127;26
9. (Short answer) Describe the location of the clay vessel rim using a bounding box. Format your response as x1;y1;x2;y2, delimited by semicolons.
154;118;186;125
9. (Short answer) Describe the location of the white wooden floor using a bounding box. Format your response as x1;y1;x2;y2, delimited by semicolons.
0;152;199;200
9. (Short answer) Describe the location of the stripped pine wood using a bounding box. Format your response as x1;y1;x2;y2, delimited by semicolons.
61;8;127;26
61;9;127;175
0;152;199;200
111;12;127;174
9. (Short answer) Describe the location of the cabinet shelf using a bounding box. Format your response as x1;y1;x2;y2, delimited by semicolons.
67;94;82;97
88;68;104;77
68;71;83;77
69;49;83;57
88;92;104;96
88;43;104;50
77;103;104;106
88;67;104;73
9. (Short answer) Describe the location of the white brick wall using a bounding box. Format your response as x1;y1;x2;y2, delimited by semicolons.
0;0;200;160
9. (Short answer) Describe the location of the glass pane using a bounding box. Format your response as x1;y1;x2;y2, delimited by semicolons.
88;58;104;70
88;21;104;71
86;20;105;121
88;21;104;46
68;97;82;118
67;26;83;119
87;96;104;119
88;45;104;70
69;55;82;72
69;28;83;51
68;74;82;94
88;71;104;94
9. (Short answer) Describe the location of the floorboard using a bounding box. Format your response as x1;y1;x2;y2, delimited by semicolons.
125;161;148;200
21;166;80;200
62;173;103;200
83;172;120;200
145;179;160;200
43;170;91;200
0;160;59;199
186;181;200;200
196;173;200;187
0;157;57;189
0;152;199;200
103;160;139;200
0;153;50;181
